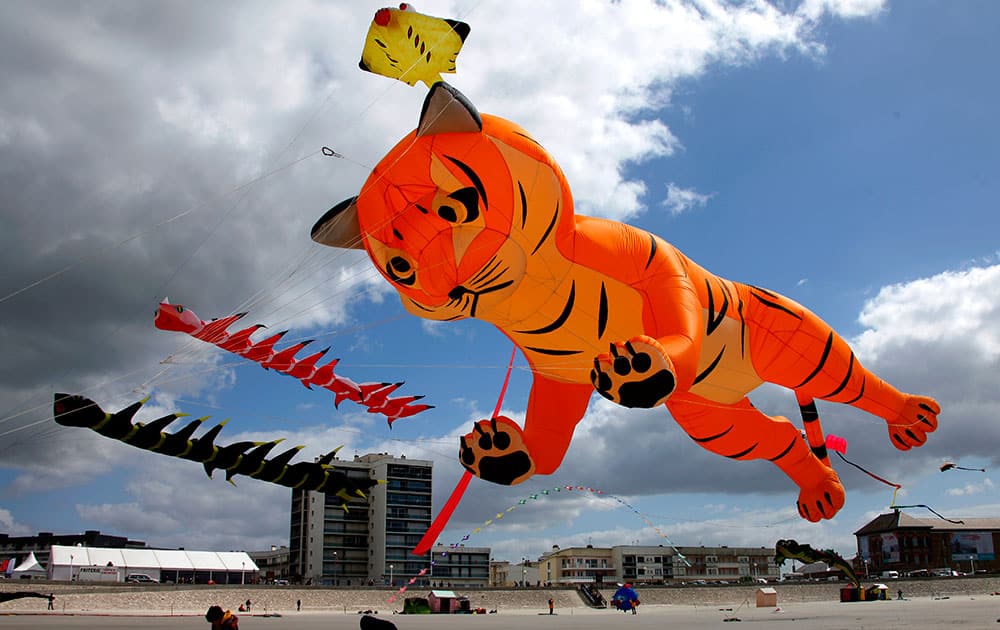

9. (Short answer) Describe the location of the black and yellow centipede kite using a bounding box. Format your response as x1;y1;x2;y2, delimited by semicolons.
53;394;377;510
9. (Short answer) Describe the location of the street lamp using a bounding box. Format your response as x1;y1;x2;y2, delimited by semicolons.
69;554;74;582
863;558;870;579
333;551;338;585
521;557;527;587
241;561;245;585
389;564;394;587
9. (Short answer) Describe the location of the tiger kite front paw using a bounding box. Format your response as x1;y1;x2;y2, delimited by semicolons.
459;416;535;485
886;395;940;451
590;335;676;408
795;468;845;522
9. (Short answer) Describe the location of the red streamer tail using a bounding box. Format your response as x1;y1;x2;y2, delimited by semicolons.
412;347;517;556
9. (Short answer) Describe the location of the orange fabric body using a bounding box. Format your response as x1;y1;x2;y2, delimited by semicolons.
337;86;939;520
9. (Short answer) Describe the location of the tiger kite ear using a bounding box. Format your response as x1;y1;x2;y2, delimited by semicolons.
311;197;364;250
417;81;482;137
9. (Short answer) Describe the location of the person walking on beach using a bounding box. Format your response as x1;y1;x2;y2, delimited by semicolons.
297;598;301;612
244;598;252;613
47;594;54;610
548;597;554;615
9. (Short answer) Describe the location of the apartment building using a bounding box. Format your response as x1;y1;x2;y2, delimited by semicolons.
289;452;429;585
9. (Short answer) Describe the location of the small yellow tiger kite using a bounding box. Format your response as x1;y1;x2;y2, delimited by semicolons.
359;3;470;88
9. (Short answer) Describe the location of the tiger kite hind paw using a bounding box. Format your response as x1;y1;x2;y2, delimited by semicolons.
459;416;535;485
887;395;940;451
591;335;676;408
795;469;845;522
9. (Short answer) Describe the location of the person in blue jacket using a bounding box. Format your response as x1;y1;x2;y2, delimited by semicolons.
612;583;639;614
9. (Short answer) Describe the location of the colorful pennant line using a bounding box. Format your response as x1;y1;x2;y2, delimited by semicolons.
388;484;689;604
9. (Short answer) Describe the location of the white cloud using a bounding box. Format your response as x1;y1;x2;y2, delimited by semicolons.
945;477;994;497
797;0;887;22
452;0;885;221
0;507;32;536
662;182;714;216
854;265;1000;363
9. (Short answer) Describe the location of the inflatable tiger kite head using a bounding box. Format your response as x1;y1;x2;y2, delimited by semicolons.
312;82;576;322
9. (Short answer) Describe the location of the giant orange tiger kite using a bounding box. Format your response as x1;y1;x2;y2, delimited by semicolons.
311;81;940;522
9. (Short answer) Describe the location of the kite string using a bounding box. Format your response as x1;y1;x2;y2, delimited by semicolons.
832;451;963;524
833;451;901;492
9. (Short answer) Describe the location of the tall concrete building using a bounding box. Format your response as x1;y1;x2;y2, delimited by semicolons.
289;452;434;586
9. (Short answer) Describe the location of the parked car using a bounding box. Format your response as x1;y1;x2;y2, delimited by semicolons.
125;573;159;583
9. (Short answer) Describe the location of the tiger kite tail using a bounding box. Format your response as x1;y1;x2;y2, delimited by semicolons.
53;393;376;509
153;299;432;424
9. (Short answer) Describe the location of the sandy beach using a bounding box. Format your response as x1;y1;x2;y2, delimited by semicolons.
2;577;999;629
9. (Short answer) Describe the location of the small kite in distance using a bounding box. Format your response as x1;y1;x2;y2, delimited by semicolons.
940;461;986;472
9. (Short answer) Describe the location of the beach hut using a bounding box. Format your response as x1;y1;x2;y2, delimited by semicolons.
427;590;460;613
755;587;778;607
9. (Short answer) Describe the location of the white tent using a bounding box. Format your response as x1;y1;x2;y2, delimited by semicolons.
49;545;258;583
11;551;46;579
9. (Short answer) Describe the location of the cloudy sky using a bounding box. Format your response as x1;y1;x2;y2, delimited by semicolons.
1;0;997;572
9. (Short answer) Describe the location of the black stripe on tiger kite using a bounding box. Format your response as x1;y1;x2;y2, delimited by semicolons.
523;346;581;356
691;425;733;443
531;201;560;256
842;375;867;405
705;277;729;336
597;282;609;339
645;233;657;269
822;352;856;400
515;281;575;335
793;332;834;389
693;347;725;385
750;289;802;319
768;437;798;462
517;181;528;229
445;155;488;210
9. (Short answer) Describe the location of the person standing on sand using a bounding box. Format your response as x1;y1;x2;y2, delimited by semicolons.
297;598;302;611
47;594;54;610
548;597;554;614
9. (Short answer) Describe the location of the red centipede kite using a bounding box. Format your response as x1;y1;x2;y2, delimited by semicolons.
154;300;432;425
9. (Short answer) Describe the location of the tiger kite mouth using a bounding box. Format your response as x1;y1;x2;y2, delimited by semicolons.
447;280;513;317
